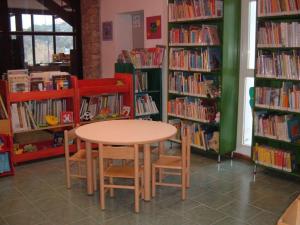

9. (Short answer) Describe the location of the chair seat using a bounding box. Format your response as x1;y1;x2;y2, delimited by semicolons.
152;155;182;169
104;165;143;178
70;149;98;161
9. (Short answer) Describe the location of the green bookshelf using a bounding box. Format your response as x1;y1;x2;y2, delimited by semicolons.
115;63;162;121
167;0;241;162
252;0;300;177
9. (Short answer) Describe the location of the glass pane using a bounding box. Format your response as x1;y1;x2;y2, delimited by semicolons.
55;36;73;54
33;15;53;32
242;77;254;146
23;35;33;66
247;0;257;69
34;35;54;64
55;18;73;32
22;14;32;31
10;15;16;32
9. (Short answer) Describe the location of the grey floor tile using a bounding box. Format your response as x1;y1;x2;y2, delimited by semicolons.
212;216;250;225
0;217;8;225
159;198;201;213
247;211;279;225
0;197;33;217
193;190;234;209
100;213;153;225
44;205;88;225
218;201;262;221
183;205;226;225
0;187;23;202
3;208;47;225
71;217;100;225
33;195;72;213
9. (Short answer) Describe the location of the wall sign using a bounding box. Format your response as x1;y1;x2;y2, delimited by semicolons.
146;15;161;39
102;21;113;41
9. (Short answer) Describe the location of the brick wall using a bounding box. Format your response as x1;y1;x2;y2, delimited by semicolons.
81;0;101;79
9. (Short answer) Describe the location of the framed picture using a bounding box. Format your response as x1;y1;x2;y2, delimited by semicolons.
102;21;113;41
61;111;74;124
146;15;161;39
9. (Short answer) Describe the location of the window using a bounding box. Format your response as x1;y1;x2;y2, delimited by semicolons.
8;12;75;66
247;0;257;70
242;77;254;146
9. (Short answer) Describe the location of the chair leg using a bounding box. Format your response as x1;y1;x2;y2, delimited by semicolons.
181;169;186;200
141;173;145;200
134;176;139;213
186;169;190;188
65;160;71;189
109;177;114;197
152;166;156;198
93;160;97;191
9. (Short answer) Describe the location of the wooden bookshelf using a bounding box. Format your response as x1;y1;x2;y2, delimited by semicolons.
167;0;241;161
252;0;300;177
115;63;162;121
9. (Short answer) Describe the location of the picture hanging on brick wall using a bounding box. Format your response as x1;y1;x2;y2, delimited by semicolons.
102;21;113;41
146;15;161;39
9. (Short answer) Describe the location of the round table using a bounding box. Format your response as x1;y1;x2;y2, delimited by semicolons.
75;119;177;200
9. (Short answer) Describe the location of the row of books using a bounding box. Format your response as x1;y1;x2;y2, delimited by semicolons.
0;153;11;174
258;0;300;16
117;48;164;68
7;69;71;93
168;97;217;122
253;144;296;172
169;119;219;152
80;94;124;121
255;83;300;110
168;0;223;21
257;21;300;47
169;48;221;71
135;94;159;116
135;71;148;93
254;111;300;142
169;25;220;45
256;50;300;79
11;99;68;132
168;72;220;98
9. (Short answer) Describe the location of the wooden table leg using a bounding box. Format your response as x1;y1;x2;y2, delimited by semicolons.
86;141;94;195
143;143;151;201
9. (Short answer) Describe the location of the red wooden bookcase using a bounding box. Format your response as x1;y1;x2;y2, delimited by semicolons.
0;74;134;166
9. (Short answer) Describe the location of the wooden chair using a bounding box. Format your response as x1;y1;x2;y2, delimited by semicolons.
98;144;144;213
64;128;98;191
151;130;191;200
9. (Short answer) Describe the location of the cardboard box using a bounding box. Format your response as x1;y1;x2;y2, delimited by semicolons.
277;195;300;225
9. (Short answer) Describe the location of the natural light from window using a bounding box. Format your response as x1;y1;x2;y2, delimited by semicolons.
247;0;257;70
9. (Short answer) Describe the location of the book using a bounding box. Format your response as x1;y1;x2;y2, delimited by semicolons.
61;111;74;124
0;95;8;119
52;75;71;90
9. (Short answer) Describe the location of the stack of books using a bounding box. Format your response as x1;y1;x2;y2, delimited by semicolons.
7;70;71;93
257;21;300;47
255;82;300;111
168;97;217;122
258;0;300;16
169;25;220;45
130;48;165;68
10;99;68;132
253;144;296;172
169;48;221;71
168;72;220;97
135;71;148;93
168;0;223;21
79;94;124;121
254;111;300;142
256;50;300;79
135;94;159;116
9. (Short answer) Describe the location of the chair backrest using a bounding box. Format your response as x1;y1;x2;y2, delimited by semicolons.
64;126;81;158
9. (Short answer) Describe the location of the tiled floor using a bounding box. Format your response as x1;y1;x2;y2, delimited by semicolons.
0;150;299;225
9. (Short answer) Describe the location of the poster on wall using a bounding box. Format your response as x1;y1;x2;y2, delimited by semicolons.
146;15;161;39
102;21;113;41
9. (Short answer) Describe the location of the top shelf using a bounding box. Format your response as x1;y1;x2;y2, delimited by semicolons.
8;89;74;102
169;15;223;23
258;11;300;19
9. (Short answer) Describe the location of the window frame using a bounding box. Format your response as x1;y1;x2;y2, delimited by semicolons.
8;8;75;65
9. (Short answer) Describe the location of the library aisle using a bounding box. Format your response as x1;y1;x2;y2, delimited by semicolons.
0;147;299;225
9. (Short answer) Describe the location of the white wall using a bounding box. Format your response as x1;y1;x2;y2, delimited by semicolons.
100;0;168;77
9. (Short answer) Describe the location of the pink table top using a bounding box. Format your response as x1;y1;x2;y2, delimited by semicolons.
75;120;177;145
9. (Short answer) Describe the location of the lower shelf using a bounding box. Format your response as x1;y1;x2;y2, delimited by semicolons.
14;144;76;164
255;163;300;178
